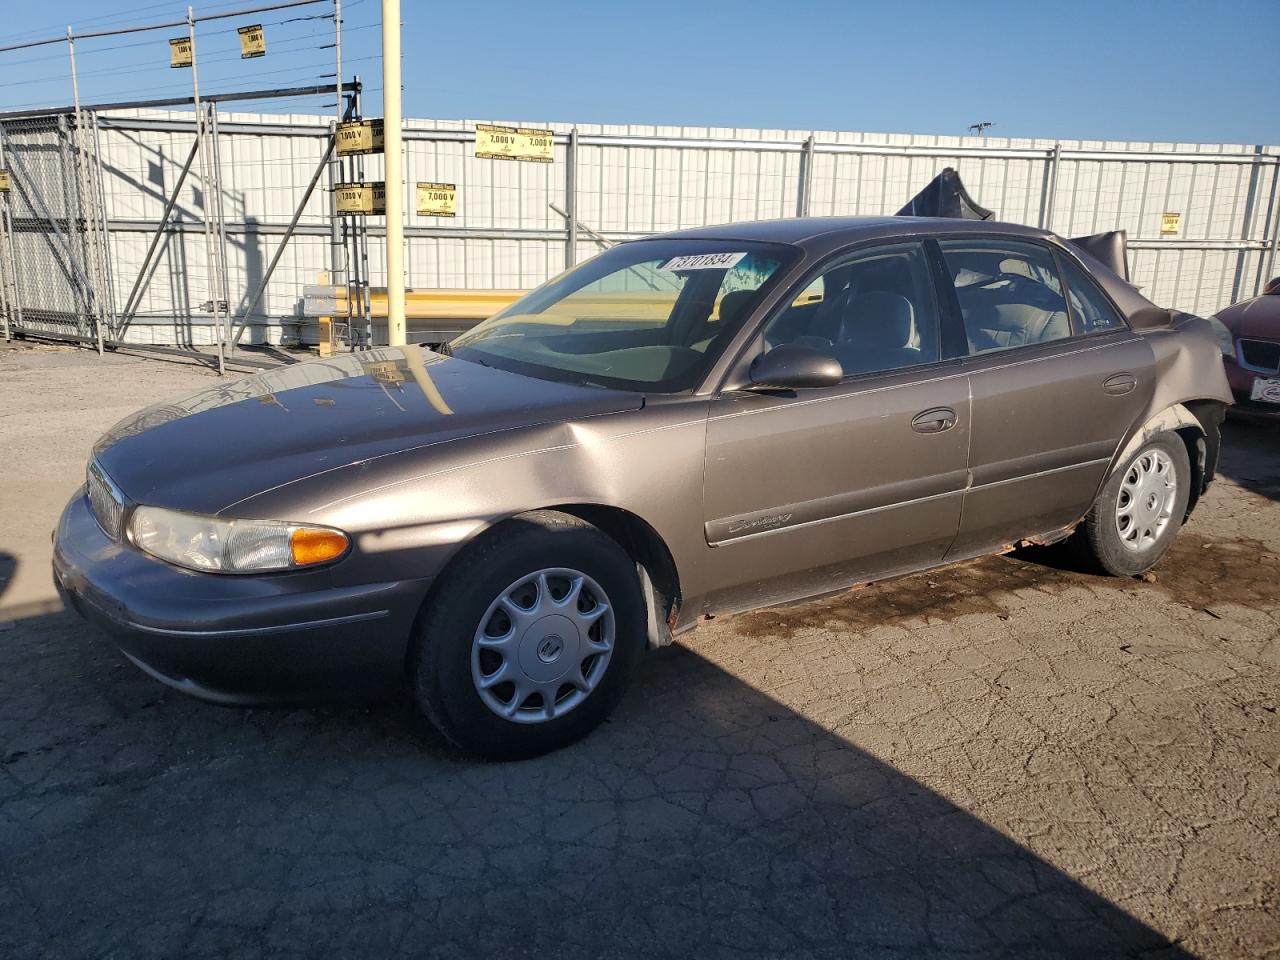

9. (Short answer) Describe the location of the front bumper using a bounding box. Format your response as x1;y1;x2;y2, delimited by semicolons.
53;492;431;705
1225;359;1280;420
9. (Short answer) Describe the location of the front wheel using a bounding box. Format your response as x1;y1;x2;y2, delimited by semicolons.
410;511;645;760
1074;434;1191;577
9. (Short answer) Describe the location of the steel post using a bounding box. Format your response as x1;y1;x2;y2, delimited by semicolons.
1040;143;1061;230
67;29;105;354
334;0;343;127
90;114;118;340
187;7;225;374
565;128;578;269
797;135;815;217
56;115;92;338
327;120;345;285
1263;159;1280;289
0;181;10;341
209;104;234;352
0;127;22;337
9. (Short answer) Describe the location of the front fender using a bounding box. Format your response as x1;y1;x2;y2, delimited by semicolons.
227;400;712;599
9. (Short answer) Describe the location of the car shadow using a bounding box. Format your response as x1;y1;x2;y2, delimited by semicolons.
0;552;14;606
0;607;1192;959
1216;417;1280;503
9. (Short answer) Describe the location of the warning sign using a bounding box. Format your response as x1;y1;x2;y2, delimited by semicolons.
169;37;192;68
475;123;555;163
336;119;384;156
1160;212;1181;236
416;182;456;217
335;181;386;215
238;24;266;59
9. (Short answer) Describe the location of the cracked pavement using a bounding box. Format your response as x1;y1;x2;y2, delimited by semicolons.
1;344;1278;958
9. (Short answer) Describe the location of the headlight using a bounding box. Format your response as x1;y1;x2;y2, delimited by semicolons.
129;506;349;573
1207;315;1235;359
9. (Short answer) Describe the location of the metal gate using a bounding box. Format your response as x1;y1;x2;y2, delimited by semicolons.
0;112;114;349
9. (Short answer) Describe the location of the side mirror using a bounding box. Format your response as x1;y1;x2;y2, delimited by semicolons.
1264;276;1280;296
747;343;843;391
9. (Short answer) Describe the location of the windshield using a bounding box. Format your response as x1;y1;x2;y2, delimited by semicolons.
450;239;796;392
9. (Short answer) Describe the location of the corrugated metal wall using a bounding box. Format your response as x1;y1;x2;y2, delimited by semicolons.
24;109;1280;344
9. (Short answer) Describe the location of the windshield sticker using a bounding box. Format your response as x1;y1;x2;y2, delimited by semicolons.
659;252;748;272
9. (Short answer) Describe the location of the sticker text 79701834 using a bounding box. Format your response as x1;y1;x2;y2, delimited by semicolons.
659;252;748;272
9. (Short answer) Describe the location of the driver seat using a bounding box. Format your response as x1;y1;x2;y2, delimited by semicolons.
836;291;921;374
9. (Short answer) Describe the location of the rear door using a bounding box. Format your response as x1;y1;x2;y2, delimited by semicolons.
698;241;971;615
937;238;1155;560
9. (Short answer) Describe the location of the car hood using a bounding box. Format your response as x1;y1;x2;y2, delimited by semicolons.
93;347;644;514
1216;295;1280;339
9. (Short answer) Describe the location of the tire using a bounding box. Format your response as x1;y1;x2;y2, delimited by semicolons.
410;510;645;761
1075;433;1191;577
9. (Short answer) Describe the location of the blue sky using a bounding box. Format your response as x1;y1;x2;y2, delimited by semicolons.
2;0;1277;144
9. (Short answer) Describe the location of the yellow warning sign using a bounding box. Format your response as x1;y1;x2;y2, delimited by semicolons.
0;170;10;192
336;119;384;156
475;123;555;163
335;181;386;215
416;182;456;217
169;37;192;68
238;24;266;59
1160;212;1181;236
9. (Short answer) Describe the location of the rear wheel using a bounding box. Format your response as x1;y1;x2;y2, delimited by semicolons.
1075;434;1191;577
410;511;645;760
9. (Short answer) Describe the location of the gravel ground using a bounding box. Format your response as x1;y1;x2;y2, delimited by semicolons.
1;342;1278;959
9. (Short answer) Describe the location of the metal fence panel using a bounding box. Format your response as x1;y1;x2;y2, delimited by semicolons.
2;107;1277;348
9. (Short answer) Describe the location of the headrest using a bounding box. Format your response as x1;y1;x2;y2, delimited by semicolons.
717;289;755;325
846;291;915;349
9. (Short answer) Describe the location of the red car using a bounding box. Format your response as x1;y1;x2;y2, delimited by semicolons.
1213;276;1280;420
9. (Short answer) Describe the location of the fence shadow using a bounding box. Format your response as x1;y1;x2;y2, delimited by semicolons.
0;606;1191;959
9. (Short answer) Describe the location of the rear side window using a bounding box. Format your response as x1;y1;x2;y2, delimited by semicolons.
1059;256;1127;334
939;240;1071;354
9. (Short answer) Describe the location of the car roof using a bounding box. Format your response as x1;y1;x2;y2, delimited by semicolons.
648;214;1168;326
651;215;1057;248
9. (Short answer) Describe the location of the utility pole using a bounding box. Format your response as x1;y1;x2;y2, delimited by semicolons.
381;0;406;346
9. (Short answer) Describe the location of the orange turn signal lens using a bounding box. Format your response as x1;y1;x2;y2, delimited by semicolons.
289;528;349;566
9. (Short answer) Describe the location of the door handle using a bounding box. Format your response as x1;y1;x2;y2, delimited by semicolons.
911;407;957;434
1103;373;1138;396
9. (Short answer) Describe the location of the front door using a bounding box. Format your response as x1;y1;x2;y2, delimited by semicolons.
699;241;971;616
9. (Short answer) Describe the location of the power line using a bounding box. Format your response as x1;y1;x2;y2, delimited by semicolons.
0;0;334;54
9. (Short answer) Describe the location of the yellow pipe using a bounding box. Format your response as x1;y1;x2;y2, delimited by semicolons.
381;0;406;345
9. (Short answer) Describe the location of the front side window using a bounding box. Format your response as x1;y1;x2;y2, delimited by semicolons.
451;240;793;392
761;243;941;376
1059;256;1127;334
939;240;1071;353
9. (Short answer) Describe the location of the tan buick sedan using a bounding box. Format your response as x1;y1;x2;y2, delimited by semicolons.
56;217;1231;758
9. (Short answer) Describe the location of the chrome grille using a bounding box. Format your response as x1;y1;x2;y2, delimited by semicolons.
1239;338;1280;375
87;460;124;540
